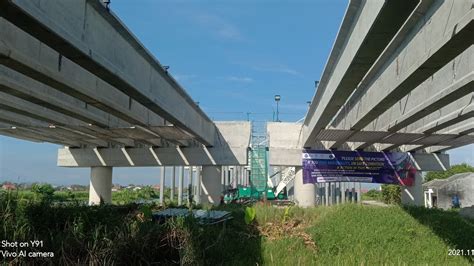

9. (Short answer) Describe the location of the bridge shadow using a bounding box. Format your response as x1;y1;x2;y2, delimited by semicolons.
184;203;263;265
14;201;262;265
403;206;474;262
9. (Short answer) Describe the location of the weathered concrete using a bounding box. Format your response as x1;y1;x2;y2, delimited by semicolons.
0;0;216;145
178;167;184;205
89;166;112;205
170;166;176;201
0;65;128;128
329;2;473;147
293;167;315;207
194;166;202;204
159;167;165;206
267;122;451;170
57;122;251;166
304;0;421;147
201;166;222;205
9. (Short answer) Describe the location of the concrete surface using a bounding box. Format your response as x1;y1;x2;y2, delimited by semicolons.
89;166;112;205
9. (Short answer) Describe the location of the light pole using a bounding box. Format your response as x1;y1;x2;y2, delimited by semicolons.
274;95;281;122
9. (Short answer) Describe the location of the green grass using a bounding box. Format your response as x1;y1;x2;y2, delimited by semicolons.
1;190;472;265
256;204;472;265
8;188;163;205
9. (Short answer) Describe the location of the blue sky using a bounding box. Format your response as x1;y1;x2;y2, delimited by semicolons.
0;0;472;186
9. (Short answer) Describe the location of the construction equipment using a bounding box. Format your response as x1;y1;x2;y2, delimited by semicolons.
222;121;294;204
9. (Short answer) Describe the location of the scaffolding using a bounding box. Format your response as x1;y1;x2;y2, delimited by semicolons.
249;121;268;197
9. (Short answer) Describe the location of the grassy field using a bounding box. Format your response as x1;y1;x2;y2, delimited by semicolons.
1;190;472;265
256;204;473;265
10;188;163;205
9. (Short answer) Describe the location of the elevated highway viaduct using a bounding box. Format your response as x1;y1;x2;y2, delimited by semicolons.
268;0;473;206
0;0;250;205
0;0;472;206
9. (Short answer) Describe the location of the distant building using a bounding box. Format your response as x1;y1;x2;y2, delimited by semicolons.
68;184;87;191
2;183;16;190
423;173;474;210
112;184;122;192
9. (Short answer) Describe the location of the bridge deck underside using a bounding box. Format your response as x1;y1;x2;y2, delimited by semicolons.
0;0;221;149
303;0;474;153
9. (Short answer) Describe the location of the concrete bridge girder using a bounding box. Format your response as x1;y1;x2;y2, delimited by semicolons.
0;18;208;147
327;5;473;149
0;18;166;127
304;0;429;147
355;97;474;151
0;0;216;146
57;122;252;167
0;65;129;128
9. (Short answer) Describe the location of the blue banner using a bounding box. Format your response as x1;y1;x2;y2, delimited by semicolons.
302;150;416;186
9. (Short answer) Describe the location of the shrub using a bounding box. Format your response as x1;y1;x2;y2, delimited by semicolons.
381;185;401;205
365;189;382;200
425;163;474;182
31;183;55;202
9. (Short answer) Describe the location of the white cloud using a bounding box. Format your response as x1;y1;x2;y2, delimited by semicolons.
227;76;254;83
251;64;302;76
193;14;244;41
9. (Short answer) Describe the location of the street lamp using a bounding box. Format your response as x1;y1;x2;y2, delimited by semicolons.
274;95;281;122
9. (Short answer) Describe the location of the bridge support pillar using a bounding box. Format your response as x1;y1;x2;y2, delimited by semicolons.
401;172;424;206
178;167;184;205
170;166;176;201
89;166;112;205
159;167;165;206
201;166;222;205
294;166;316;207
194;166;202;204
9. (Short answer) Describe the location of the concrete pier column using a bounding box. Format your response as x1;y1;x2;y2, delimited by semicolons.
170;166;176;201
159;167;165;206
331;183;337;205
357;182;362;204
227;167;231;188
89;166;112;205
178;166;184;205
294;166;315;207
195;166;202;204
402;172;424;206
201;166;223;205
315;183;320;205
327;183;332;206
351;185;356;203
341;183;346;203
245;168;250;186
320;183;324;206
187;167;193;205
324;183;329;206
223;166;227;188
232;166;237;188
